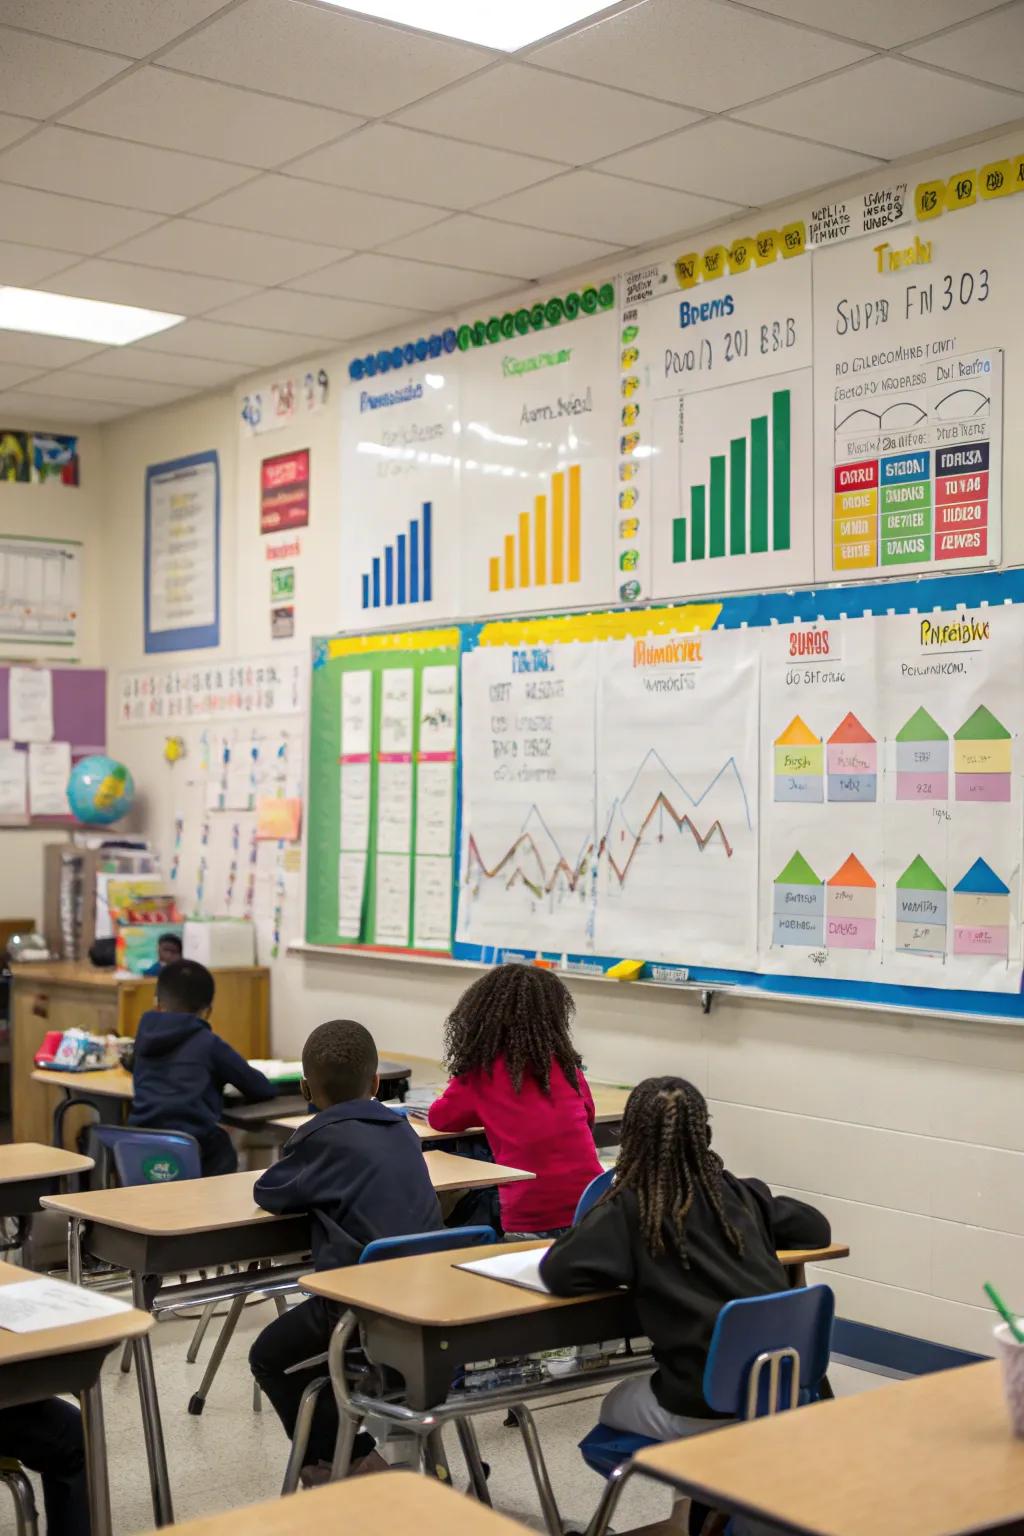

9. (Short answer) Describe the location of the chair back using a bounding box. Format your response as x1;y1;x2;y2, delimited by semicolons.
703;1284;834;1419
574;1169;614;1224
108;1128;203;1186
359;1225;496;1265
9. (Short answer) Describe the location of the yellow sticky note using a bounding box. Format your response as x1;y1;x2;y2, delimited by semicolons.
979;160;1013;199
915;180;945;220
701;245;727;280
728;237;754;273
256;795;302;841
780;221;806;258
606;958;644;980
945;170;976;210
674;253;699;289
753;230;778;267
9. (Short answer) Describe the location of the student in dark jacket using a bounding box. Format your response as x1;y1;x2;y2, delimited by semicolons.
128;959;275;1177
249;1018;441;1479
541;1076;831;1445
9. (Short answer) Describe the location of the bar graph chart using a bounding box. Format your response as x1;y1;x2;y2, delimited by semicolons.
487;465;582;594
361;502;433;611
673;388;791;564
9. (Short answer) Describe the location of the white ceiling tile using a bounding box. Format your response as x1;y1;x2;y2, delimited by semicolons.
0;28;128;119
286;252;510;310
75;348;244;388
907;6;1024;92
139;318;330;366
0;362;44;392
286;124;563;210
28;371;190;407
0;115;34;153
736;57;1024;157
203;289;425;341
0;184;164;255
104;220;347;287
528;0;868;111
192;173;446;248
483;170;739;247
382;214;621;279
395;63;700;163
0;390;126;425
161;0;493;115
0;128;256;215
600;120;880;205
0;333;102;369
0;0;235;58
735;0;1007;48
61;67;363;170
0;240;81;286
38;259;258;316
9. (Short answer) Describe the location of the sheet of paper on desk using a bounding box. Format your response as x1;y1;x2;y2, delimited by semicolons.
0;1278;132;1333
456;1249;553;1294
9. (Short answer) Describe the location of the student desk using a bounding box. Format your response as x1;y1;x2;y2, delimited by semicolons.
219;1060;411;1131
602;1359;1024;1536
0;1257;151;1536
13;962;270;1144
142;1470;533;1536
0;1142;93;1220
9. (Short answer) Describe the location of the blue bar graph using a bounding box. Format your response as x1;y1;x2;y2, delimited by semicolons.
361;502;434;610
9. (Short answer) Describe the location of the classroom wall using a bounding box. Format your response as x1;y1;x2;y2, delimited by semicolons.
97;123;1024;1357
0;427;104;923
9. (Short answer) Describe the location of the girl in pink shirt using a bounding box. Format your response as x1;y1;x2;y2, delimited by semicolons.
428;964;603;1237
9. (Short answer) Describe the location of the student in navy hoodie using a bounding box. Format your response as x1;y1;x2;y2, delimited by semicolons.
128;959;276;1177
249;1018;441;1479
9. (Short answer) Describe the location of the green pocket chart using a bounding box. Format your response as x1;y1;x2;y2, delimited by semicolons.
306;626;461;951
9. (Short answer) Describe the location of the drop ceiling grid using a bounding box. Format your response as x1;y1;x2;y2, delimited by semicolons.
0;0;1020;421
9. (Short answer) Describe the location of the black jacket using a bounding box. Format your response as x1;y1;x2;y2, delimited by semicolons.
253;1098;442;1271
128;1010;275;1144
540;1173;830;1418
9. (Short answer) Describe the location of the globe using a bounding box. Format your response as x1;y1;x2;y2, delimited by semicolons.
67;755;135;826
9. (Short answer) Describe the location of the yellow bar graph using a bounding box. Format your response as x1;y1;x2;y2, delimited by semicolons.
535;495;547;584
551;472;565;584
518;512;530;587
488;556;500;593
568;464;581;583
503;534;515;589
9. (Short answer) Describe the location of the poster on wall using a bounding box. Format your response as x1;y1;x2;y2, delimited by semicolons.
812;196;1012;579
240;368;330;436
457;304;619;619
0;536;81;650
339;354;459;631
260;449;309;534
0;431;78;485
117;653;304;725
144;451;220;654
619;254;815;604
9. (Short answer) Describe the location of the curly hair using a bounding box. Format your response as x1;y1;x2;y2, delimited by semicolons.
442;963;583;1095
608;1076;744;1264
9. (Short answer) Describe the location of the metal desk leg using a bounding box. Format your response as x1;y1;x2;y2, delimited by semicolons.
509;1404;563;1536
327;1311;363;1480
79;1378;112;1536
454;1418;492;1506
67;1218;83;1285
130;1272;174;1528
584;1460;638;1536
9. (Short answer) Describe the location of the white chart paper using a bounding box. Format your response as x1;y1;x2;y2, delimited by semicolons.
28;740;70;816
0;742;27;816
374;852;411;944
9;666;53;742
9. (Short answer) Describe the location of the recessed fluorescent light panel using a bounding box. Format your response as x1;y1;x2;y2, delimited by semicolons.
0;288;184;346
324;1;619;50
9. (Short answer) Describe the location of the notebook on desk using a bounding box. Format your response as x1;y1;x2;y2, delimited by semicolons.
455;1248;553;1294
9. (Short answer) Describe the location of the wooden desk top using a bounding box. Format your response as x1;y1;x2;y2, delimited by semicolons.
634;1361;1022;1536
778;1242;849;1267
271;1082;631;1139
31;1066;134;1098
0;1143;93;1182
0;1258;151;1365
140;1471;531;1536
422;1150;534;1193
11;962;267;990
303;1239;849;1326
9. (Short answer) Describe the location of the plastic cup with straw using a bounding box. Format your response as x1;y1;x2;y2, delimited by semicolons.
985;1282;1024;1437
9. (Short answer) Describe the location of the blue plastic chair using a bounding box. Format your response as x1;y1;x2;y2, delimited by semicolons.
87;1124;202;1188
109;1129;203;1186
574;1169;614;1224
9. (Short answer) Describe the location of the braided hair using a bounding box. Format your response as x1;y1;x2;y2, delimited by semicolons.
608;1077;744;1264
442;963;583;1095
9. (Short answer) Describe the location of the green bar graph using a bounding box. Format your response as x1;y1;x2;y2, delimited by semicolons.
710;456;726;557
729;437;746;556
772;389;791;552
672;388;792;563
691;485;706;560
750;415;768;554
